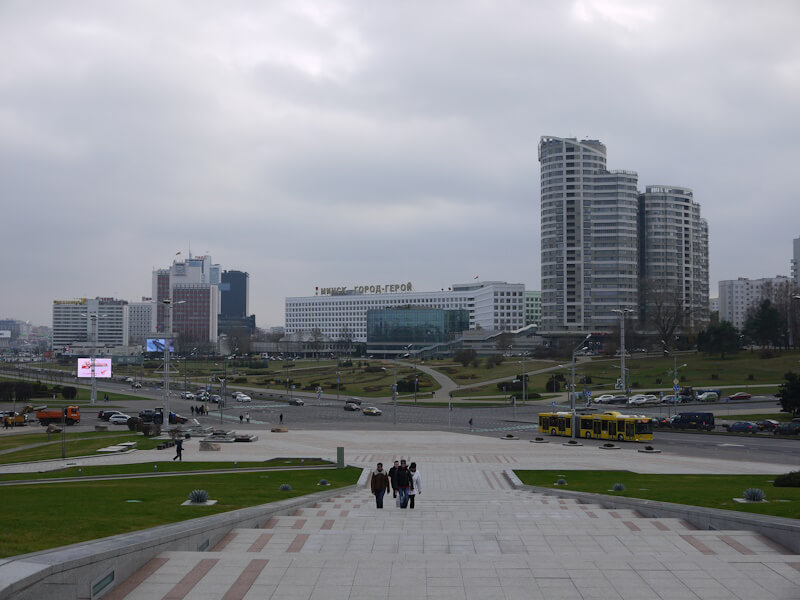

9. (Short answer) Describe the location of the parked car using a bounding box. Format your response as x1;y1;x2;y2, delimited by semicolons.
138;409;164;424
180;391;195;400
726;421;758;433
774;420;800;436
627;394;657;406
756;419;779;432
727;391;752;400
131;382;142;389
593;394;616;404
662;395;679;404
236;394;251;403
109;413;131;425
347;397;362;405
231;391;243;399
210;395;222;404
363;406;382;416
288;398;305;406
344;402;361;411
697;392;719;402
610;395;629;404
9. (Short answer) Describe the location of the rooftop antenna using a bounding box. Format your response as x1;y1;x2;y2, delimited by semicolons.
188;242;192;259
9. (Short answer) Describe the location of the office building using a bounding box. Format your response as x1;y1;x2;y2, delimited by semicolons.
718;276;793;331
285;281;524;343
52;298;129;352
638;186;710;329
220;270;249;319
539;136;639;333
151;254;220;346
524;291;542;327
128;299;153;345
366;307;470;353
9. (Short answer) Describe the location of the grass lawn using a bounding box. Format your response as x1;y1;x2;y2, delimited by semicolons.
0;433;162;464
424;359;558;386
0;430;139;453
0;466;360;557
514;470;800;520
399;400;511;408
0;458;333;482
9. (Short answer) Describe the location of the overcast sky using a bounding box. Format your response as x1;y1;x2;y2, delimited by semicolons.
2;0;799;328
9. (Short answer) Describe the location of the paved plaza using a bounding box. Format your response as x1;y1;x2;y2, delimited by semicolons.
9;430;800;599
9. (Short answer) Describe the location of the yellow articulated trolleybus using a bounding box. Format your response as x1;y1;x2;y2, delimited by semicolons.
538;410;654;442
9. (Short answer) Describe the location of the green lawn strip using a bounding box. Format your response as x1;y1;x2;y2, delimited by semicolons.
725;413;793;422
0;434;162;464
398;401;516;408
0;467;360;557
0;430;144;453
514;470;800;520
0;458;333;482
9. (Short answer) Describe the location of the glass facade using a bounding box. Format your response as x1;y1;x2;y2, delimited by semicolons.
367;307;469;345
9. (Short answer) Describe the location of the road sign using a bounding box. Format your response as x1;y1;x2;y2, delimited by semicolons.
673;384;680;391
673;378;679;386
551;401;556;406
586;389;592;397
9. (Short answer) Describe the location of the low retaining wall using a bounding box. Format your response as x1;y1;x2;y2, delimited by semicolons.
0;483;356;600
505;472;800;555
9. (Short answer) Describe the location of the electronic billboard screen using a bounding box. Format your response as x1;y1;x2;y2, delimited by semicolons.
77;358;112;378
146;338;175;353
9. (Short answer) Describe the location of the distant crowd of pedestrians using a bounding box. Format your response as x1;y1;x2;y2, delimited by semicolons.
369;459;421;509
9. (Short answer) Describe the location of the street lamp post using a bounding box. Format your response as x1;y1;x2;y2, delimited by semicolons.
612;309;634;395
160;299;185;420
336;371;340;403
570;334;591;438
89;313;98;406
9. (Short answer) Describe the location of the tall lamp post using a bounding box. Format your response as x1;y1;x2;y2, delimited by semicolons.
612;308;634;395
570;334;591;438
89;313;98;406
160;299;185;420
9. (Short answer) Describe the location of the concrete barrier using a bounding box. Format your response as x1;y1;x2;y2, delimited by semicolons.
517;480;800;555
0;483;356;600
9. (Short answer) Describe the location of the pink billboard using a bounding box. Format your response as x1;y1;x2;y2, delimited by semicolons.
77;358;112;378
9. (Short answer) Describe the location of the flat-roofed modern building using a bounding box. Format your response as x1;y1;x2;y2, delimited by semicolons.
638;185;709;330
285;281;524;343
539;136;639;333
52;297;129;352
524;291;542;327
366;307;470;354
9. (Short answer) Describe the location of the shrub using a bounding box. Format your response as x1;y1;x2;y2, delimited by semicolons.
339;360;353;368
743;488;766;501
140;423;161;437
612;483;626;492
710;374;719;380
546;378;561;393
279;483;292;491
759;350;775;360
773;471;800;487
747;373;755;380
556;478;567;485
127;416;142;431
318;479;329;486
580;375;592;384
645;445;654;451
61;386;77;400
654;377;662;385
535;437;543;441
188;489;209;503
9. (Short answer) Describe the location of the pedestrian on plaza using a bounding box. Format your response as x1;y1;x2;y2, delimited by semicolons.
408;462;421;509
246;412;250;423
239;414;243;423
279;413;283;425
104;393;108;403
173;438;183;461
388;460;400;498
469;417;473;431
190;406;195;416
395;459;412;508
369;462;390;508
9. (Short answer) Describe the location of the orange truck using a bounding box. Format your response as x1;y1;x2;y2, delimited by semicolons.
35;406;81;426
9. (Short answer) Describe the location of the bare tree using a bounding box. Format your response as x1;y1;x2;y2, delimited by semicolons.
310;327;324;360
642;278;690;350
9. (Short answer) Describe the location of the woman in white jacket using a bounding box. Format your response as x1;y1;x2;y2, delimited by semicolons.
408;462;421;509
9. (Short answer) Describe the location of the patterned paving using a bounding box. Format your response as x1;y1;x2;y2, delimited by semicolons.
106;459;800;600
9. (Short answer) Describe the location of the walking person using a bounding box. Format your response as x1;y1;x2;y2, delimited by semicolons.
395;459;412;508
469;417;473;431
239;414;243;423
369;462;390;508
408;462;421;509
190;406;195;416
173;438;183;461
279;413;283;425
246;412;250;423
388;460;400;498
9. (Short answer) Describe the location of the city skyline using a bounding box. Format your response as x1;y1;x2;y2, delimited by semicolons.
2;1;799;327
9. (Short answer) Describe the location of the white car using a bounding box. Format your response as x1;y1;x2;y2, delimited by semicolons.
626;394;647;406
109;413;131;425
180;392;195;400
593;394;616;404
236;394;251;403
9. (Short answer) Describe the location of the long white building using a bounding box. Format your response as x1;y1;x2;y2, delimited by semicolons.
52;297;129;352
285;281;524;342
718;276;793;331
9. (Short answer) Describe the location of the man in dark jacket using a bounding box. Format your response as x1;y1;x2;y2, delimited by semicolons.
369;462;390;508
388;460;400;498
395;459;413;508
